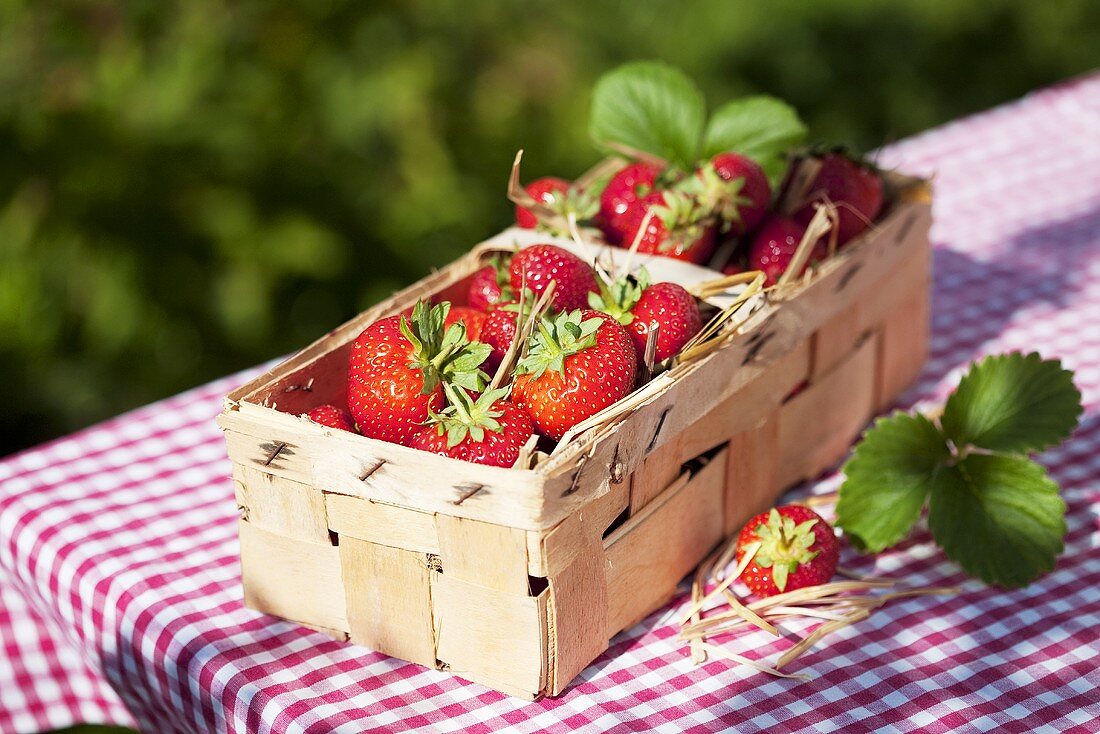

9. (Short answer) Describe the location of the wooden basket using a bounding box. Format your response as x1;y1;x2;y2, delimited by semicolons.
218;172;932;698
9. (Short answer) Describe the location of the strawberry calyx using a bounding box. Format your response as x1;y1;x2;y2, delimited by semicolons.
399;300;491;395
486;254;515;302
684;161;755;231
516;309;603;378
648;188;714;254
751;508;822;592
528;185;601;236
588;267;651;326
425;384;510;447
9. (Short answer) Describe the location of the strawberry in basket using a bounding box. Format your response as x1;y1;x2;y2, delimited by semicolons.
410;386;534;468
589;268;702;364
467;254;513;311
790;152;884;246
509;244;599;312
347;300;490;445
513;309;637;441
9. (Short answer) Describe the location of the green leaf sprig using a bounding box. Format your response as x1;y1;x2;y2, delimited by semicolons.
589;61;807;182
836;352;1082;588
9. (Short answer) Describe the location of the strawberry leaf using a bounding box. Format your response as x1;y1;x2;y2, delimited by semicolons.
836;412;950;552
589;61;705;170
702;96;807;184
928;454;1066;588
941;352;1082;455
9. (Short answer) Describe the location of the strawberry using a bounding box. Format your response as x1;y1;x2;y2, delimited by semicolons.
467;254;513;311
479;298;532;376
509;244;598;312
444;306;488;341
696;152;772;235
348;300;490;445
747;216;824;287
515;177;570;229
514;177;598;235
589;268;702;363
735;505;840;597
598;161;663;244
792;153;884;245
513;309;637;441
409;386;534;468
305;404;357;432
619;190;717;264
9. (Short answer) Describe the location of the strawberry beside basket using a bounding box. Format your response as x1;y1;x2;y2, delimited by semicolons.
217;163;931;697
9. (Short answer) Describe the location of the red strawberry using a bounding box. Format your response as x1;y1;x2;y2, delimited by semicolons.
515;177;570;229
698;152;772;235
792;153;884;245
748;216;825;287
735;505;840;597
598;161;662;243
348;300;490;445
619;191;717;264
513;309;637;441
409;386;534;468
305;404;357;432
479;299;531;376
467;255;513;311
589;268;702;363
444;306;488;341
509;244;598;312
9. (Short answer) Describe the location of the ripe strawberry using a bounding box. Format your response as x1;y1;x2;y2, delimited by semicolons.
305;404;356;432
589;268;702;363
348;300;490;445
748;216;825;287
598;161;662;244
619;191;717;264
479;298;531;375
513;309;637;441
735;505;840;597
515;177;570;229
444;306;488;341
509;244;599;312
467;254;513;311
409;386;534;468
696;152;772;235
792;153;884;245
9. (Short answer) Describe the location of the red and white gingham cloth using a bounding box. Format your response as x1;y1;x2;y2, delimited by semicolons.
3;76;1100;734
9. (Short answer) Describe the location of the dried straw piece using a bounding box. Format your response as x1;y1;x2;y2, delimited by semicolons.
678;542;759;624
689;270;765;301
721;588;780;637
746;580;895;612
775;203;834;290
676;272;767;364
776;609;870;669
698;643;810;681
488;280;556;392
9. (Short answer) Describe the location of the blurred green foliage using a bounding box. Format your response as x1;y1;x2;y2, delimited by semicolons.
2;0;1099;453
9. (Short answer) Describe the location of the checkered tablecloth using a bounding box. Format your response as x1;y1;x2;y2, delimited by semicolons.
3;75;1100;734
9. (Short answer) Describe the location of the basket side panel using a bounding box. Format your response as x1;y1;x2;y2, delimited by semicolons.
325;493;439;554
432;575;546;696
604;448;727;637
877;278;930;411
239;520;348;631
546;535;608;696
340;537;436;667
233;465;331;545
434;515;530;595
776;333;878;488
723;415;781;536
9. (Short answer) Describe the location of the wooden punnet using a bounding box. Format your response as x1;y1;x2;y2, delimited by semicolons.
218;171;932;698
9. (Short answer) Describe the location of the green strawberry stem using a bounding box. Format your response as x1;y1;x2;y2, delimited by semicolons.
400;300;490;395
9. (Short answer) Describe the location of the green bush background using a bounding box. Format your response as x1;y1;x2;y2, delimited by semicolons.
3;0;1099;455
